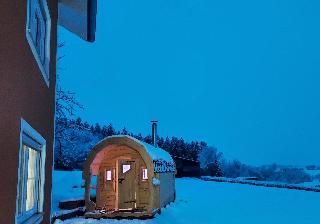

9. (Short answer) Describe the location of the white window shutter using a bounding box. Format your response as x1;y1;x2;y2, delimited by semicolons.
29;1;38;43
26;0;51;86
39;14;45;64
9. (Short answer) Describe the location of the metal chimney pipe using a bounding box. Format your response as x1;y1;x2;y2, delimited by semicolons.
151;121;158;148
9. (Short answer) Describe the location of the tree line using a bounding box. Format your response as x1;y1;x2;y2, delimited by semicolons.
54;117;208;170
54;87;314;185
54;89;315;185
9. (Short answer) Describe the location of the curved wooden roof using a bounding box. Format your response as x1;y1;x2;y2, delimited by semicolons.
83;135;174;177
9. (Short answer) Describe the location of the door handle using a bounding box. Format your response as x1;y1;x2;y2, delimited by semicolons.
118;178;125;184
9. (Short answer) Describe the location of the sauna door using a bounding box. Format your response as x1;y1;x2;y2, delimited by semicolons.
118;160;136;209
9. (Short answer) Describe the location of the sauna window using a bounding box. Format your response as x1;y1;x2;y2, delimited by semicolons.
142;168;148;180
106;170;112;181
122;165;131;173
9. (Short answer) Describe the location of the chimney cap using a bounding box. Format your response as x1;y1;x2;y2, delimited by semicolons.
151;120;158;123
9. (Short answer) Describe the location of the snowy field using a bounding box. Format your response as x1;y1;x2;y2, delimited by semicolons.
53;171;320;224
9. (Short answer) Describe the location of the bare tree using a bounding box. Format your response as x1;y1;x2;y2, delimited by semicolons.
55;42;85;169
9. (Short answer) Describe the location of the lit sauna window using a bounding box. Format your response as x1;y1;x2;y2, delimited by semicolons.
142;168;148;180
122;164;131;173
106;170;112;181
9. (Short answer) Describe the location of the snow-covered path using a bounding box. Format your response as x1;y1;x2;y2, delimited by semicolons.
53;172;320;224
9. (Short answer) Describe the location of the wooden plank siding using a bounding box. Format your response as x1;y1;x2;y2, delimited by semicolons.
94;146;151;210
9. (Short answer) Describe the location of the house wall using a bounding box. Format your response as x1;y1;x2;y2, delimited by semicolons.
159;173;175;208
0;1;57;223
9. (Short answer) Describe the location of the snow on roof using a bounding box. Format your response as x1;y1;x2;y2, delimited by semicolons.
113;135;174;164
144;142;174;164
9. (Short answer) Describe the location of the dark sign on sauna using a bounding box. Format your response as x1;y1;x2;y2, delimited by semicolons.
153;160;175;173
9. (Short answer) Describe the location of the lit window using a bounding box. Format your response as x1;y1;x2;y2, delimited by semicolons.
122;165;131;173
26;0;51;86
142;168;148;180
16;119;46;224
106;170;112;181
25;147;38;211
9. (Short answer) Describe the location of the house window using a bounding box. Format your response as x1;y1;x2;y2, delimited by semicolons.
16;119;46;224
26;0;51;86
142;168;148;180
24;145;39;212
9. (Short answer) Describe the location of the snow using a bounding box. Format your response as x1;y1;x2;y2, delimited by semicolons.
202;176;320;193
51;171;84;213
134;137;175;173
53;171;320;224
95;135;175;172
52;207;85;218
143;142;174;164
111;135;174;164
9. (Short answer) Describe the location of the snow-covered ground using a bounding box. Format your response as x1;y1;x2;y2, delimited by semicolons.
52;171;84;213
53;171;320;224
202;176;320;190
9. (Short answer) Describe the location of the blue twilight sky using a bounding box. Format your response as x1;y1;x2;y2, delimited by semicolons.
58;0;320;166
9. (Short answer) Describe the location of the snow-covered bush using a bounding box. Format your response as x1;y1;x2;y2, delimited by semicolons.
200;146;224;176
313;173;320;181
220;160;256;178
258;164;278;180
270;168;312;184
199;146;222;169
218;162;312;185
202;161;223;177
306;165;318;170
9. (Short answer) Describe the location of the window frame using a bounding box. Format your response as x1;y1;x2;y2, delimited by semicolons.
21;146;40;220
26;0;51;87
142;168;148;180
16;119;46;224
105;170;112;181
122;164;131;174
